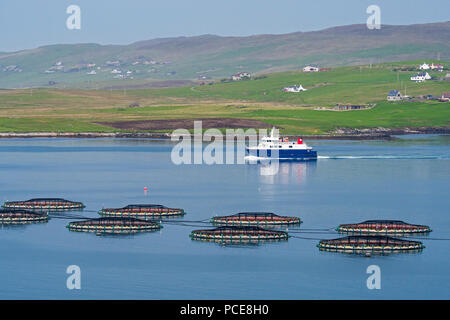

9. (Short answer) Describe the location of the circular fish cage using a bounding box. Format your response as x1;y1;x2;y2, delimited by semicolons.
190;226;289;244
67;217;161;234
318;235;425;254
336;220;431;235
98;204;185;219
0;209;48;224
3;198;85;211
210;212;301;227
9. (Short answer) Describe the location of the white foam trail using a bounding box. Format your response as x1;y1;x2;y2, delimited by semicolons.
244;155;261;161
318;155;448;160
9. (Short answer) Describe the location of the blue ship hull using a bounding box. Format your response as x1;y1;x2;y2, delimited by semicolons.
247;148;317;160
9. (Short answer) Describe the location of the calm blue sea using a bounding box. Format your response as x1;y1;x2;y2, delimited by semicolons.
0;135;449;299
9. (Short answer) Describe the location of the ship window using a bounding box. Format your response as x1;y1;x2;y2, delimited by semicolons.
289;146;292;148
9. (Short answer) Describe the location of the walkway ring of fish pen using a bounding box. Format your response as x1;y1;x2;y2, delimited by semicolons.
2;198;85;211
190;226;289;242
0;209;49;224
336;220;431;235
67;217;161;234
98;204;185;218
210;212;301;227
317;236;425;253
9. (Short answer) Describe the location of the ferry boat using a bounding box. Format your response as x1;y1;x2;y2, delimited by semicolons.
246;127;317;160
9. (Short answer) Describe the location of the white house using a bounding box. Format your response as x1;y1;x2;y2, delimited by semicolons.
411;72;431;82
87;70;97;75
387;89;402;101
419;62;430;70
231;72;251;81
283;84;307;92
303;65;319;72
111;69;122;74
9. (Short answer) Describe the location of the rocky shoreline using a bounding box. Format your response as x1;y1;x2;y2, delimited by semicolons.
0;132;172;139
0;127;448;140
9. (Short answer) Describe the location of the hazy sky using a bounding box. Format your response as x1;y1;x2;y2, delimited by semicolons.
0;0;449;52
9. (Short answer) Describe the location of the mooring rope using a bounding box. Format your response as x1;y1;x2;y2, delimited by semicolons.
48;213;92;220
407;236;450;241
156;219;210;224
290;234;450;241
38;212;450;241
161;222;212;228
288;228;334;231
284;230;338;235
290;235;324;240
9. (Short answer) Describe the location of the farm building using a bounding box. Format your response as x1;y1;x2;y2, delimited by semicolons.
419;62;430;70
430;63;444;72
411;72;431;82
303;65;319;72
232;72;251;81
283;84;307;92
334;105;369;111
387;90;402;101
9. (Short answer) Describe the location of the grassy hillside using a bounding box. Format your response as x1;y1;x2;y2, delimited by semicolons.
0;61;449;134
133;61;450;106
0;22;449;88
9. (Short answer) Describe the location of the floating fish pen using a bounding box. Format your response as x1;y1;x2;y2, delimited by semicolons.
210;212;301;227
336;220;431;235
190;226;289;243
0;209;48;224
98;204;185;218
3;198;85;211
318;236;425;254
67;217;161;234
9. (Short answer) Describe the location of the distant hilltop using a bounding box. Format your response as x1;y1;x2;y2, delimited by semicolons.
0;21;449;88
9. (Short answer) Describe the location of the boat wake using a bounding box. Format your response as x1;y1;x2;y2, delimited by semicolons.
318;155;449;160
244;155;261;161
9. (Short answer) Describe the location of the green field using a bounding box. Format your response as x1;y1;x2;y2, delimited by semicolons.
0;61;449;135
